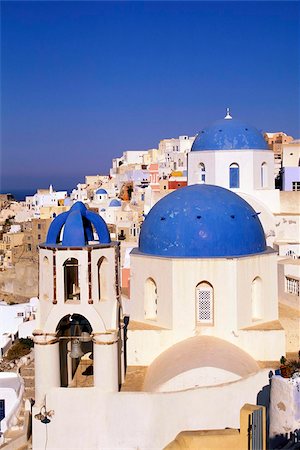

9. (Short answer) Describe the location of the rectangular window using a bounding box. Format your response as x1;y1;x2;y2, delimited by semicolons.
292;182;300;191
38;234;41;240
196;288;213;324
285;277;300;296
38;224;41;229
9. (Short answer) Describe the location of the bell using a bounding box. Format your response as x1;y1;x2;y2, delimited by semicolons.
80;332;91;342
69;339;84;359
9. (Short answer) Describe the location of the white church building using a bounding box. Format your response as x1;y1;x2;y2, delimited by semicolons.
32;171;285;449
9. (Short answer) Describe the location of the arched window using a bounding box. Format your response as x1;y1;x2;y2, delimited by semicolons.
97;256;109;301
199;163;206;183
42;256;50;301
196;282;213;324
261;162;267;188
144;278;158;320
251;277;262;321
64;258;80;302
229;163;240;188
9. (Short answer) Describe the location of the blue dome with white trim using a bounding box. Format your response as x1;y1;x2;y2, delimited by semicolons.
138;185;266;258
96;188;107;195
46;201;110;247
109;199;121;207
192;115;268;151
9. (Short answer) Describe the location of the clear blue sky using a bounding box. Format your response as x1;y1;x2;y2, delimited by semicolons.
1;1;300;195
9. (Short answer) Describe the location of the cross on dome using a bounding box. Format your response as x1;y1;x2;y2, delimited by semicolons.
224;107;232;119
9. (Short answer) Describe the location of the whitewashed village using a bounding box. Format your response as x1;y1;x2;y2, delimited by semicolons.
0;110;300;449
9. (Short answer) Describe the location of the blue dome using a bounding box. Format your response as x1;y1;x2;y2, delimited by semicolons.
192;118;268;151
46;201;110;247
138;185;266;258
109;199;121;207
96;188;107;195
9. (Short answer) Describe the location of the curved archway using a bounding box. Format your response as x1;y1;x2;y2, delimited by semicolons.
196;281;214;325
144;278;158;320
56;314;93;387
229;163;240;188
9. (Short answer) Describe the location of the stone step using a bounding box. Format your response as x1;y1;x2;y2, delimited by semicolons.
20;367;34;376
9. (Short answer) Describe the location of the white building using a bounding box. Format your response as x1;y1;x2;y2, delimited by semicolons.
26;185;68;218
32;196;282;449
0;372;24;433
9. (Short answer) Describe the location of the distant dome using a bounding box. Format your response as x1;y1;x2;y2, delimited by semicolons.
46;201;110;247
138;184;266;258
143;336;260;392
192;118;268;151
96;188;107;195
109;199;121;207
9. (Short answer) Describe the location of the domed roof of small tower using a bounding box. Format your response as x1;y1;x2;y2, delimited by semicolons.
46;201;111;247
191;109;268;151
109;199;121;207
95;188;107;195
138;184;267;258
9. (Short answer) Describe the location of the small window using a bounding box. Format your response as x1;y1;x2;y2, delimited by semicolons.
285;277;300;296
261;162;267;188
251;277;263;320
17;312;24;317
64;258;80;302
196;282;213;324
98;256;109;301
38;224;41;229
144;278;158;320
292;182;300;191
229;163;240;188
38;234;41;240
199;163;206;183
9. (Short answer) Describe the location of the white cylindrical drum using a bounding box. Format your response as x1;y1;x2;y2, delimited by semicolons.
93;331;119;392
34;333;60;406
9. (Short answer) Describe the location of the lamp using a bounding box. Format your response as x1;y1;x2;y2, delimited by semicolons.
34;406;54;424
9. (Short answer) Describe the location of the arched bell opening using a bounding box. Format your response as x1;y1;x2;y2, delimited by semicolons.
56;314;93;388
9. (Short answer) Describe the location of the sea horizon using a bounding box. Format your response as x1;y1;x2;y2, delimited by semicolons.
0;187;73;202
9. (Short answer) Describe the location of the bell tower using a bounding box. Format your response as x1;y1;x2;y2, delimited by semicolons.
34;201;123;406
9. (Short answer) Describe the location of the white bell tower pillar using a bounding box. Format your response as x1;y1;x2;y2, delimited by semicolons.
93;331;119;391
34;333;60;406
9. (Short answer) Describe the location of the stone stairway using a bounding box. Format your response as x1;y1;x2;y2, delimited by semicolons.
19;361;35;401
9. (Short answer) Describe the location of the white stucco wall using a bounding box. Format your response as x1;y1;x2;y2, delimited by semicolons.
32;370;270;450
129;250;282;363
188;150;274;191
